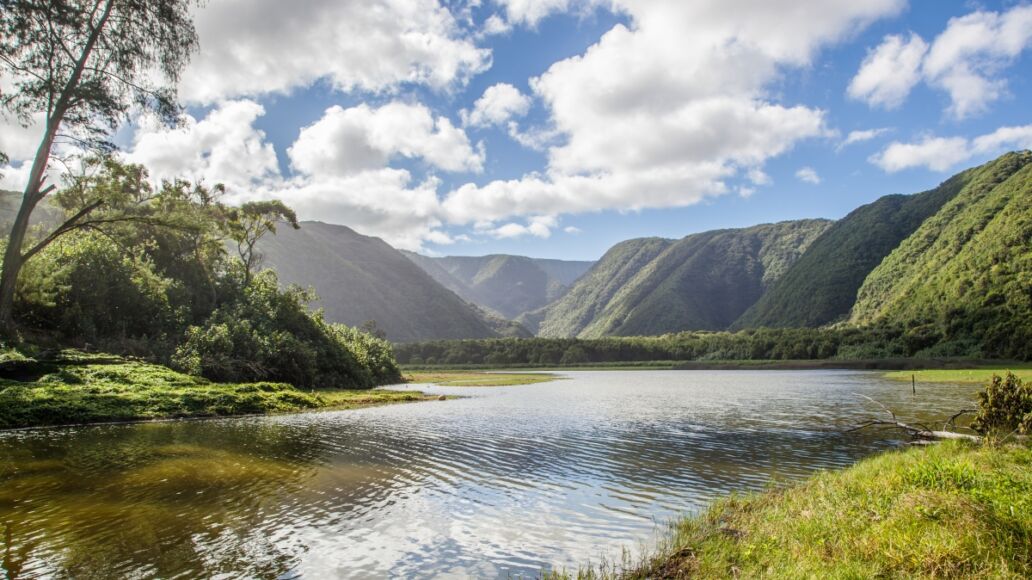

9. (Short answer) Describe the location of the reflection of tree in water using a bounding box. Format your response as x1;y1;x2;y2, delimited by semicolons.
0;420;329;578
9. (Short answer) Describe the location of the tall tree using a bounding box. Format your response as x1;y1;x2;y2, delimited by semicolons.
228;200;300;285
0;0;199;336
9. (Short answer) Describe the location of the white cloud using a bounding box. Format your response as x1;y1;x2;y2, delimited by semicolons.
497;0;604;26
838;127;892;150
442;0;902;225
487;215;558;239
120;100;474;251
180;0;491;104
971;124;1032;154
481;14;512;36
847;33;927;109
795;166;821;184
289;102;483;176
870;136;971;172
747;167;771;186
125;100;281;190
849;5;1032;118
869;124;1032;173
924;5;1032;119
463;83;531;127
563;225;582;234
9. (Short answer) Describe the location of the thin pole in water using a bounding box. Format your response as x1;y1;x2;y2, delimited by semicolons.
912;374;916;395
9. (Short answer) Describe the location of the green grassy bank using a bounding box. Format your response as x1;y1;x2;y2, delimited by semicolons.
405;370;558;386
0;350;432;430
551;440;1032;579
884;367;1032;384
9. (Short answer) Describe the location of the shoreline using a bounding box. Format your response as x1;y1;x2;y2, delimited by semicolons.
548;440;1032;579
403;358;1029;372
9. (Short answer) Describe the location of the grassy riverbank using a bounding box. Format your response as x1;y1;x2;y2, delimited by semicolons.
551;440;1032;579
405;370;558;386
0;351;432;430
884;367;1032;384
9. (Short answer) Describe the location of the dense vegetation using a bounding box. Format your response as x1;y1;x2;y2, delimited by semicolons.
393;326;978;366
576;220;830;337
404;252;592;319
522;237;673;336
255;221;528;341
851;151;1032;360
526;221;832;338
2;160;400;390
733;167;972;329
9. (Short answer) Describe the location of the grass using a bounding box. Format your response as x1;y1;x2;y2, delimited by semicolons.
0;350;438;430
549;440;1032;579
884;367;1032;384
405;370;558;387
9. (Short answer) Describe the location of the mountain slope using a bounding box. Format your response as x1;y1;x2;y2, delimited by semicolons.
732;173;971;329
404;253;593;318
574;220;831;337
257;221;518;342
849;150;1032;358
526;238;674;336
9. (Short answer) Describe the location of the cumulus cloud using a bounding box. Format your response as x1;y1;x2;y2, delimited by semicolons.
870;124;1032;172
120;100;481;251
849;5;1032;118
289;102;484;176
847;33;927;109
497;0;604;26
924;5;1032;118
179;0;491;103
442;0;902;225
838;127;892;150
125;100;281;190
484;215;558;239
463;83;531;127
795;166;821;184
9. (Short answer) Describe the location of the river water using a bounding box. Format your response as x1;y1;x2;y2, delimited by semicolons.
0;370;978;578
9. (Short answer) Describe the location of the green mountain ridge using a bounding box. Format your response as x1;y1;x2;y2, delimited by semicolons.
732;171;971;330
256;221;527;342
530;220;831;338
849;150;1032;359
403;252;593;319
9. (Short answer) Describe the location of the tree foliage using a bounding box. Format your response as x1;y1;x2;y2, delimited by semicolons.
11;158;400;388
970;373;1032;436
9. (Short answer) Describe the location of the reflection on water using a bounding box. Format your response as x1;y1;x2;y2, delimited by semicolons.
0;370;977;578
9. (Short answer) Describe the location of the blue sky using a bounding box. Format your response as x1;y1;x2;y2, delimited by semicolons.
3;0;1031;260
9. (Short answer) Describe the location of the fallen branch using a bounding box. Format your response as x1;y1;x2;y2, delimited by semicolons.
848;395;982;442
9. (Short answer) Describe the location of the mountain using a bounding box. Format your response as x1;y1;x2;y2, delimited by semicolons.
849;150;1032;358
404;252;593;319
521;237;672;336
732;171;971;330
256;221;527;342
530;220;830;338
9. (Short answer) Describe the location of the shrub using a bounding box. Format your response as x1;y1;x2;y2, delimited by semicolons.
970;373;1032;436
173;271;398;389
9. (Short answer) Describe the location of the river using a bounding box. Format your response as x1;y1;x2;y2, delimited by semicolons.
0;370;977;578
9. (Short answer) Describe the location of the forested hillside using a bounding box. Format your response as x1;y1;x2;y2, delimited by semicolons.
256;221;527;342
850;151;1032;359
403;252;592;318
733;172;971;329
530;221;829;338
524;237;673;336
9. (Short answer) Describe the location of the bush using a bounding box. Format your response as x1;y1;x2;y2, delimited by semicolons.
970;372;1032;436
173;271;399;389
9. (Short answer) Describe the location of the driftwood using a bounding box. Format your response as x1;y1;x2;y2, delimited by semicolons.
848;395;981;442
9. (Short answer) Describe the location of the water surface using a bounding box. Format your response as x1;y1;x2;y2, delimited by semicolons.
0;370;978;578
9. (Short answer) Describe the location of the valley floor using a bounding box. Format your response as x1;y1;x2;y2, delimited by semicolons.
551;440;1032;579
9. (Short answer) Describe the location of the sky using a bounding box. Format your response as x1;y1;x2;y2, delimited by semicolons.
2;0;1032;260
